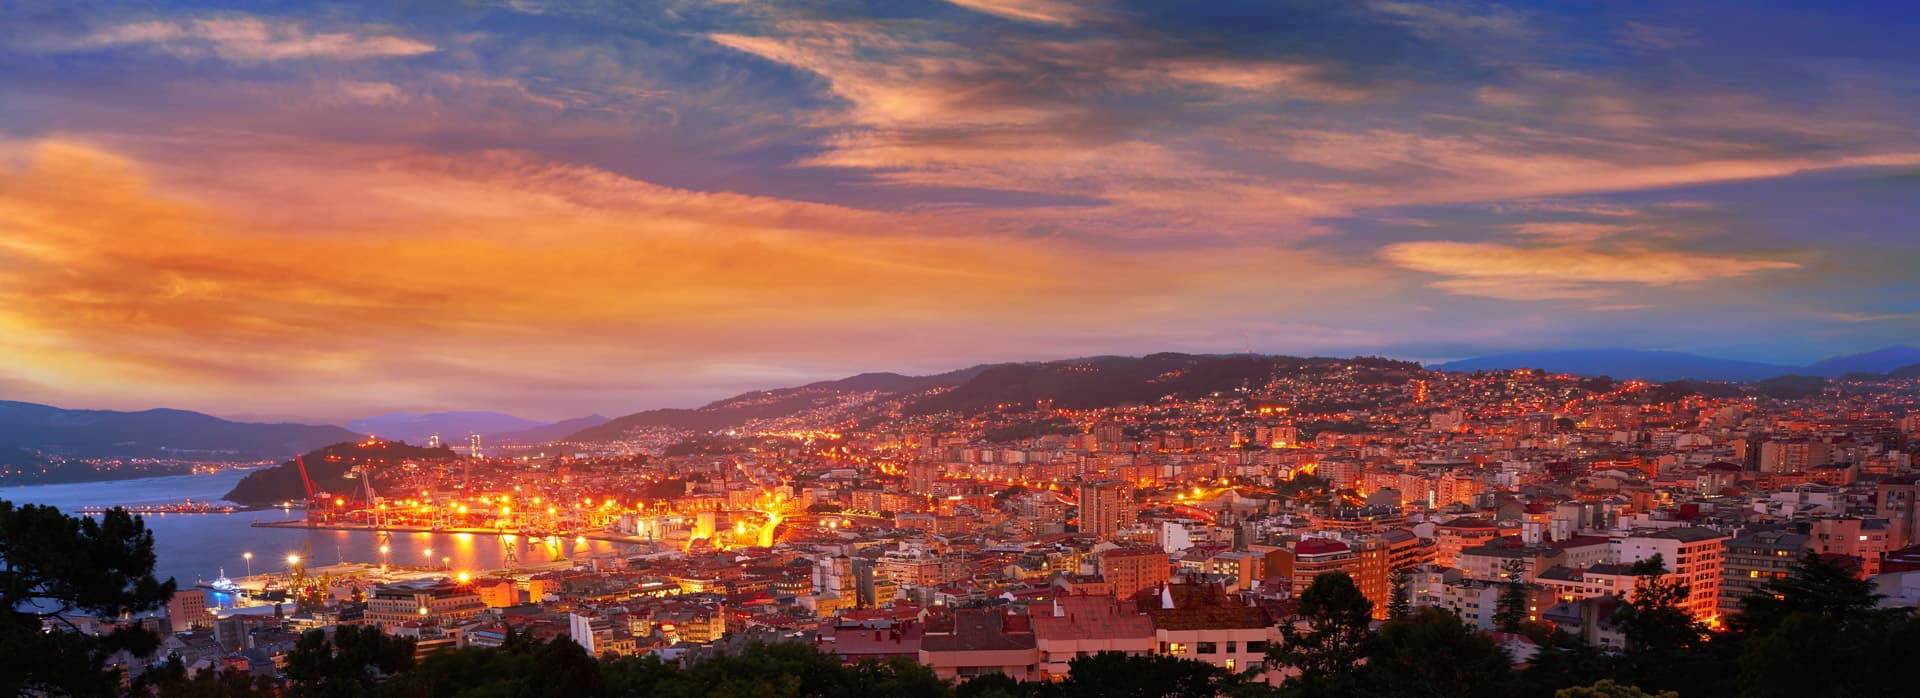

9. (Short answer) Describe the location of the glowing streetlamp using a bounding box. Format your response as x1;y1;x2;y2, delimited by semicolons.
242;552;253;577
441;556;450;570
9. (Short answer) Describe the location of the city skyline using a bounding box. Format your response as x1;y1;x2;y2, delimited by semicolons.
4;0;1919;420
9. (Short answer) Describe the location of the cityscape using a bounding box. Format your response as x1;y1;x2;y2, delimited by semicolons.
4;1;1920;697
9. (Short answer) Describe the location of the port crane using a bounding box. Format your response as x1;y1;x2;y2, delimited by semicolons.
296;455;323;526
341;462;383;528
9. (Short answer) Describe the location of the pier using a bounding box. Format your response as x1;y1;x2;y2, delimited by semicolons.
78;501;264;515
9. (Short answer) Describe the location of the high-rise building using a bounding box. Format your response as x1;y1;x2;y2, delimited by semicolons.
569;610;611;655
908;461;939;494
1719;529;1808;618
1078;480;1135;541
1808;518;1889;576
468;433;482;458
1432;517;1500;567
166;589;211;633
1616;527;1729;621
1876;476;1920;549
428;433;441;449
1099;546;1171;597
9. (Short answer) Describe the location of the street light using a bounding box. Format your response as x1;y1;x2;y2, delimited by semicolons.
441;556;450;570
242;552;253;577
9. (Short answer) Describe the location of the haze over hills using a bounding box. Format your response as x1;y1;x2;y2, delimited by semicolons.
1806;345;1920;376
0;400;360;460
564;366;1004;442
8;346;1916;466
567;353;1423;443
1433;345;1920;382
489;415;610;445
346;411;546;446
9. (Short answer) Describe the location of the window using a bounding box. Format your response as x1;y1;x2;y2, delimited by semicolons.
1165;642;1187;655
1226;641;1238;653
1246;641;1268;653
1197;642;1219;654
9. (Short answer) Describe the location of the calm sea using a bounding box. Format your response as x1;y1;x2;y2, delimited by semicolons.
0;470;626;601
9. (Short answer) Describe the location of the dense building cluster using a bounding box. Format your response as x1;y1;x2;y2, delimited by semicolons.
76;364;1920;687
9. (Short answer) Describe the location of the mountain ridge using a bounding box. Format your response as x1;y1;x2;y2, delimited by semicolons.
0;400;360;460
1434;345;1919;382
568;353;1424;443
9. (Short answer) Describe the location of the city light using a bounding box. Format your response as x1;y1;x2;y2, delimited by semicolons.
20;2;1918;691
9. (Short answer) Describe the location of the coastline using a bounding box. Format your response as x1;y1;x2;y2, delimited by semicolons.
250;519;659;545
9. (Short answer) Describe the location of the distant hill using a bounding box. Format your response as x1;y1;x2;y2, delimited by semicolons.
904;353;1387;415
1435;346;1920;382
565;365;1005;442
346;411;544;445
0;400;359;459
489;415;610;445
222;439;459;506
572;354;1423;442
1889;363;1920;379
1434;350;1799;382
1807;346;1920;377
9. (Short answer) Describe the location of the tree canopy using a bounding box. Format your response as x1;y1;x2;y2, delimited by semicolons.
0;501;176;696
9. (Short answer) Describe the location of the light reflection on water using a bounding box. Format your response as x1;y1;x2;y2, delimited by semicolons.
0;470;628;598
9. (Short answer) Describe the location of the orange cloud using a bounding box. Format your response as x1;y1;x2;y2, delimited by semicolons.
1379;240;1803;300
0;138;1376;419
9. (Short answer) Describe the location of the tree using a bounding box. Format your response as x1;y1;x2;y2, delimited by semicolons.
602;641;950;698
1555;679;1678;698
1055;652;1232;698
0;501;176;696
284;624;416;696
1358;607;1513;698
1613;568;1707;694
145;662;280;698
1516;634;1618;697
1733;553;1920;698
1734;551;1883;635
1386;568;1412;622
1493;559;1530;633
524;635;608;698
956;672;1027;698
1268;572;1373;691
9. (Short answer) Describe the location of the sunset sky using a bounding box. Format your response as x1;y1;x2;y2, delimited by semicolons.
3;1;1918;423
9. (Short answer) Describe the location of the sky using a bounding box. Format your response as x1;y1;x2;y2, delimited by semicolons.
1;0;1918;423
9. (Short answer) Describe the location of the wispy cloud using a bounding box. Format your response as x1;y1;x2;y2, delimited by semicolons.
53;16;435;62
944;0;1099;26
1380;240;1803;300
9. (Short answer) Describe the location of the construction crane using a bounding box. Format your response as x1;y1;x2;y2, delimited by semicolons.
296;455;320;526
343;463;382;528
